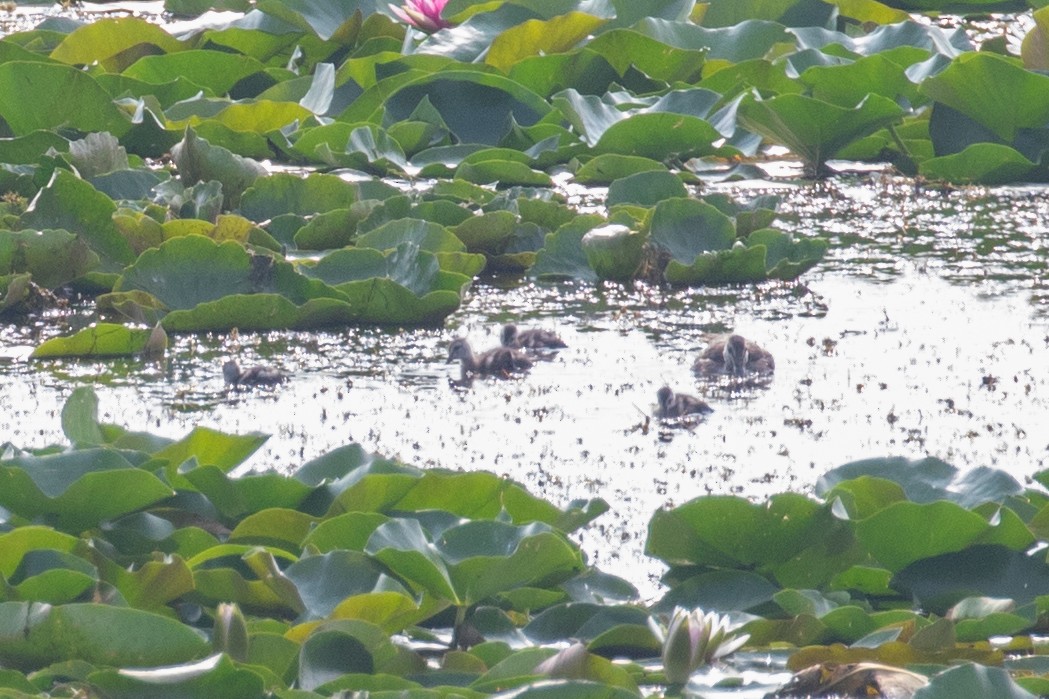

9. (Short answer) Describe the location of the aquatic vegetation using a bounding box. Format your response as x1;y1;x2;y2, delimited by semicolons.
0;391;1046;696
3;1;1049;696
654;607;749;684
390;0;452;32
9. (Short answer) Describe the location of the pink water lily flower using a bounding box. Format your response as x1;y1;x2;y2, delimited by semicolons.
390;0;452;33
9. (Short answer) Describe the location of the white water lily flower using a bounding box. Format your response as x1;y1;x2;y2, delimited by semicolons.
651;607;750;685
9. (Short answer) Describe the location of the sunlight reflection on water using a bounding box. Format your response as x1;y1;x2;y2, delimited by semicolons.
3;177;1049;599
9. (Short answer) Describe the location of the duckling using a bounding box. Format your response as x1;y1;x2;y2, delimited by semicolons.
448;338;532;376
500;324;567;350
223;360;287;387
693;334;774;377
656;386;713;419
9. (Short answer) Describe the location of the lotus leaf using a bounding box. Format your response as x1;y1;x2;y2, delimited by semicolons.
282;550;416;621
748;228;829;280
800;53;922;108
817;456;1025;509
20;169;135;269
0;449;174;531
30;323;156;359
646;493;829;571
0;602;209;671
124;50;271;96
581;225;646;282
456;159;553;187
485;12;608;74
0;228;99;288
606;171;686;208
919;143;1038;185
171;129;266;209
585;29;705;83
88;653;266;699
240;173;361;222
382;71;552;146
0;62;131;138
574;155;667;185
294;203;379;251
922;53;1049;146
525;603;654;647
507;50;621;99
701;0;835;26
530;215;604;281
50;17;185;72
365;518;583;607
652;569;780;614
916;662;1037;699
650;198;737;264
738;93;905;176
116;235;339;311
635;17;791;62
855;501;1012;573
255;0;378;41
317;125;409;175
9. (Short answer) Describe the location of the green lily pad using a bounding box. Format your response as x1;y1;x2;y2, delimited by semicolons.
580;225;646;282
530;215;604;282
650;198;736;264
921;52;1049;145
89;653;267;699
171;129;266;209
50;17;185;72
0;228;99;288
0;449;174;531
606;171;687;208
124;49;269;96
918;143;1038;185
20;169;134;270
240;173;362;222
0;62;130;138
486;12;608;73
738;93;904;175
116;235;340;311
30;323;157;359
382;70;552;146
0;602;209;672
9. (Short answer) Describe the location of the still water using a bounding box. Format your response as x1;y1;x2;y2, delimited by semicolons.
3;175;1047;597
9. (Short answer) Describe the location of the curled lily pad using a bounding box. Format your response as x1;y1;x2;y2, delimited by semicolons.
581;224;646;282
171;128;266;209
738;92;904;176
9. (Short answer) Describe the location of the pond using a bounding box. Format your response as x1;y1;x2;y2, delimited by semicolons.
4;173;1047;599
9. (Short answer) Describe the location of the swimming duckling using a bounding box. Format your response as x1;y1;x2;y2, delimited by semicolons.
500;324;567;350
656;386;713;419
693;334;774;377
223;360;287;387
448;338;532;376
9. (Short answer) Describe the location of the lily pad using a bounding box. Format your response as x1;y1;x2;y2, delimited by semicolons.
738;93;904;175
581;225;646;282
0;228;99;288
30;323;157;359
0;62;130;138
0;602;209;672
